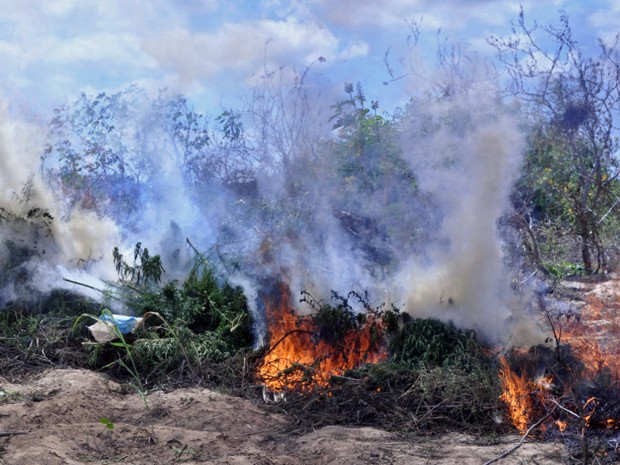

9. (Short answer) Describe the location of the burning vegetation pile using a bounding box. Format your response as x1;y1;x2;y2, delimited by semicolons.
250;281;620;464
255;296;503;434
3;8;620;464
2;235;620;462
256;287;389;391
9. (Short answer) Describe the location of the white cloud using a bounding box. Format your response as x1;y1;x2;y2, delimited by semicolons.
0;0;611;115
0;40;23;62
338;40;369;60
588;1;620;44
298;0;525;31
300;0;420;28
45;33;156;69
142;17;343;83
41;0;80;17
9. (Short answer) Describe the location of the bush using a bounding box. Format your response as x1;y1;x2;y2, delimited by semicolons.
389;317;483;367
83;253;255;385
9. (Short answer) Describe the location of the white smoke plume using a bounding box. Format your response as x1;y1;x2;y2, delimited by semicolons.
395;88;542;343
0;101;120;304
0;66;543;347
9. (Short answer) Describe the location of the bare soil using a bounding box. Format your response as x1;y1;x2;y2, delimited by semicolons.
0;368;566;465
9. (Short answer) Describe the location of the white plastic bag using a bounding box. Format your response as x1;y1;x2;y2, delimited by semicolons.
88;314;143;343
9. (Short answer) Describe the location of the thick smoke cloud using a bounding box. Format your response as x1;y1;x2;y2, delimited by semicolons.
395;90;535;342
243;81;544;344
0;102;119;305
0;64;546;349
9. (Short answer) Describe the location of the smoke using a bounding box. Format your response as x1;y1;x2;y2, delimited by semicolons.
394;89;542;343
229;77;540;345
0;62;543;346
225;61;538;343
0;101;120;305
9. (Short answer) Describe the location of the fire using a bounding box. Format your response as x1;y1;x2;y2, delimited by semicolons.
498;355;535;434
498;277;620;436
561;293;620;380
256;284;387;391
498;352;619;435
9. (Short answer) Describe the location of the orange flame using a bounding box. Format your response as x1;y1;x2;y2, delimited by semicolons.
560;292;620;380
256;284;386;391
556;420;568;432
499;355;620;434
498;356;535;434
498;277;620;434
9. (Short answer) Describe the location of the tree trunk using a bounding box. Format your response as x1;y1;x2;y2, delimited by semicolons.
576;211;593;274
580;233;592;274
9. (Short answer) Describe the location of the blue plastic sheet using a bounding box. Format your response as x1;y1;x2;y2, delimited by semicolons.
99;313;139;334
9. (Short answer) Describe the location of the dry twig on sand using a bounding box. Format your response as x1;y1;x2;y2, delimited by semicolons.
483;406;558;465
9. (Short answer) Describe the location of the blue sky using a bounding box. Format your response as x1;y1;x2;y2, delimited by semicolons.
0;0;617;121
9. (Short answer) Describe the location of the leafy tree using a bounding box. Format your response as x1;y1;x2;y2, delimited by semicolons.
156;92;210;174
156;94;256;189
182;108;257;190
42;86;158;222
42;86;259;229
491;9;620;273
329;81;414;194
322;82;428;269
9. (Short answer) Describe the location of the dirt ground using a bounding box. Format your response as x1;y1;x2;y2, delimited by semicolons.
0;369;566;465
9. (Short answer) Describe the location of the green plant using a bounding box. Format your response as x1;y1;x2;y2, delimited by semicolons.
389;317;482;368
80;246;254;386
543;260;587;278
301;290;397;349
113;243;165;286
135;258;253;350
98;417;115;431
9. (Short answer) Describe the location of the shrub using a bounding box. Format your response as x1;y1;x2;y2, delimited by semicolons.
85;251;255;385
389;317;483;368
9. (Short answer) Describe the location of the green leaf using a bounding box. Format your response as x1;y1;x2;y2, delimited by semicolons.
99;417;114;430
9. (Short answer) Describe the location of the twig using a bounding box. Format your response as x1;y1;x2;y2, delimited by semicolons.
260;329;315;359
62;278;107;294
549;398;581;419
483;405;558;465
185;237;203;257
124;283;145;295
0;431;28;437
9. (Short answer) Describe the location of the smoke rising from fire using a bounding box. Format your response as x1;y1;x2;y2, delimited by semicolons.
255;84;543;345
0;102;120;304
395;91;537;342
0;66;543;346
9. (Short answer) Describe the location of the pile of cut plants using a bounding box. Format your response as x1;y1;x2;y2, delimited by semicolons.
0;241;506;437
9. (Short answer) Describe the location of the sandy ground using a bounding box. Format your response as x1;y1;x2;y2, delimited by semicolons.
0;369;566;465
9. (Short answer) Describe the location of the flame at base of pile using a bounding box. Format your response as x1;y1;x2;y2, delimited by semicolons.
256;284;387;392
497;279;620;437
499;355;535;434
498;348;620;436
